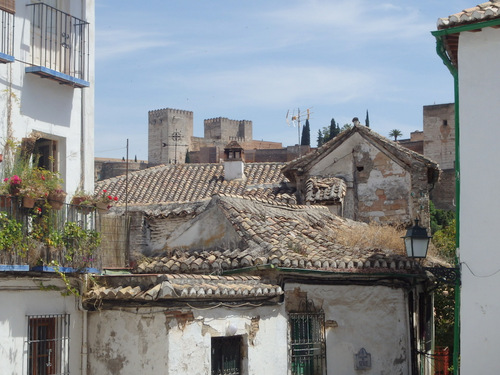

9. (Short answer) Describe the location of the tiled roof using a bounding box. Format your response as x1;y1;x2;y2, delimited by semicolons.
95;163;294;205
437;1;500;29
135;194;420;275
283;125;439;178
305;176;346;203
85;274;282;302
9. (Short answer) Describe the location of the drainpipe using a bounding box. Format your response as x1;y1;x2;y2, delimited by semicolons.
432;31;460;375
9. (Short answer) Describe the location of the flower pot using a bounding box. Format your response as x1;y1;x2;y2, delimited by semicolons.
48;191;67;210
23;196;35;208
95;201;110;215
0;195;12;209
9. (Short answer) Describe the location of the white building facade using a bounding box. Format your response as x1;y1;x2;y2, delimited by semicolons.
434;3;500;373
0;0;95;195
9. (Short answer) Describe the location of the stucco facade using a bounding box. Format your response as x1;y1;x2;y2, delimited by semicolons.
434;4;500;373
0;276;84;375
283;125;439;228
0;0;95;195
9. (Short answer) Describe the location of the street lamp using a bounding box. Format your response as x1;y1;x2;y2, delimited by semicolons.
402;219;432;258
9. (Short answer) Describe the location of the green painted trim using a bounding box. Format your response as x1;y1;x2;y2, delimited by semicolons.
433;31;461;375
432;17;500;36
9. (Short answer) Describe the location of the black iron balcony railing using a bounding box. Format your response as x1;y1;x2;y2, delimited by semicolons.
0;196;101;270
0;6;14;63
26;2;90;87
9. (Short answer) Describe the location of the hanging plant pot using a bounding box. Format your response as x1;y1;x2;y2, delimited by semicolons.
48;191;67;210
23;196;35;208
0;195;12;208
95;201;110;215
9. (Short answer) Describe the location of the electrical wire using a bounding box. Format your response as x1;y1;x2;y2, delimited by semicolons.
461;261;500;278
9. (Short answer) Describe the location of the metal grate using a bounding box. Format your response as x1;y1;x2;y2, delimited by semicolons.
290;312;326;375
27;314;70;375
211;336;241;375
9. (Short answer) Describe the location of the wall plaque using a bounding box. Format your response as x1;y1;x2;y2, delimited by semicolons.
354;348;371;370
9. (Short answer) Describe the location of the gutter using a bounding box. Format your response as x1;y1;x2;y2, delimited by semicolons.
432;28;462;375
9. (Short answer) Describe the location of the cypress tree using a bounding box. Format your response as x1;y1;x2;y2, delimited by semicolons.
301;119;311;146
365;110;370;127
317;129;324;147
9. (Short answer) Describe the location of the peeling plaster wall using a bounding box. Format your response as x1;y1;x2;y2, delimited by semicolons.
0;277;83;375
87;305;287;374
307;133;412;224
167;205;242;250
285;283;410;375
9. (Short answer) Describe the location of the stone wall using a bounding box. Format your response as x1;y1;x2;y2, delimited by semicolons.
148;108;194;165
431;168;456;211
423;103;455;169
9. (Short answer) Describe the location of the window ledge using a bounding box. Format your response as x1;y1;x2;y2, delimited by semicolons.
0;52;14;63
26;66;90;88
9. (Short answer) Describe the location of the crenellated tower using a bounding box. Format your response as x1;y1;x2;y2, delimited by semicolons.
148;108;193;165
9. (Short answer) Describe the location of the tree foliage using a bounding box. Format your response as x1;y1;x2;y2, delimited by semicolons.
301;119;311;146
430;201;457;359
389;129;402;141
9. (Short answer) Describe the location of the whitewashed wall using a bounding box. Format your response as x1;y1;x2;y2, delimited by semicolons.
286;283;411;375
0;0;95;195
0;277;83;375
87;305;288;374
457;26;500;374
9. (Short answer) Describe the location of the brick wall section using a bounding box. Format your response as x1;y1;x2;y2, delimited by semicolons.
431;168;456;211
423;103;455;169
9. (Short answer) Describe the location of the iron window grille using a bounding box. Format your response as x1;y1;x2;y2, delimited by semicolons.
289;311;326;375
211;336;242;375
27;314;70;375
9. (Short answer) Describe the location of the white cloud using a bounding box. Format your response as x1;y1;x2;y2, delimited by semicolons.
96;29;172;61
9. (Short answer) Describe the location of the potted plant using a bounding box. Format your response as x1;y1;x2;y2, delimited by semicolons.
18;168;49;208
70;190;95;215
95;189;118;214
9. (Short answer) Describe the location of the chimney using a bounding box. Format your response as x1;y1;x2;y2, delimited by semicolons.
352;117;360;127
223;141;246;181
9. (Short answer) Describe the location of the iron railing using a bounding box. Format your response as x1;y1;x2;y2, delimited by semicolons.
0;7;14;61
27;2;89;82
0;196;100;270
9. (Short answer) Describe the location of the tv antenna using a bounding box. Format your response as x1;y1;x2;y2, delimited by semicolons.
286;107;313;145
162;129;187;164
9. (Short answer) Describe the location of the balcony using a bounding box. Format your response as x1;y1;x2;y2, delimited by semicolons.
0;197;128;273
0;4;15;63
26;2;90;88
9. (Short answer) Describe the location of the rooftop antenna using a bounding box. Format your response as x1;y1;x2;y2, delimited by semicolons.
286;107;313;156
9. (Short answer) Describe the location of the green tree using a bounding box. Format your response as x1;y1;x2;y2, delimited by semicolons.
365;110;370;128
340;123;352;132
301;119;311;146
328;118;339;141
389;129;402;141
317;129;324;147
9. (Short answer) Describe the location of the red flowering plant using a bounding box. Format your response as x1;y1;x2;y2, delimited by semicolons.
3;175;22;195
95;189;119;209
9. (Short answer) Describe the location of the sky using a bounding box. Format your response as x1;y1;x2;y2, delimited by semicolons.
94;0;471;161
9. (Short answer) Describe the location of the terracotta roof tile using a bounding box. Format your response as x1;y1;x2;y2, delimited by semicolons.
134;195;420;275
96;163;294;206
437;1;500;29
85;274;283;302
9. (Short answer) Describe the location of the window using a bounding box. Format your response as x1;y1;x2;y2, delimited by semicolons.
211;336;242;375
290;311;326;375
27;314;70;375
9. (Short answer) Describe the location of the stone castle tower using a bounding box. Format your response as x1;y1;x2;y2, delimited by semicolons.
148;108;194;165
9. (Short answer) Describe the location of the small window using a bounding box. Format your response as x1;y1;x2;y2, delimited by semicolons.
211;336;242;375
443;119;448;126
27;314;70;375
290;311;326;375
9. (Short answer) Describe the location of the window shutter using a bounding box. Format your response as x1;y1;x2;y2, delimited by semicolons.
0;0;15;14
